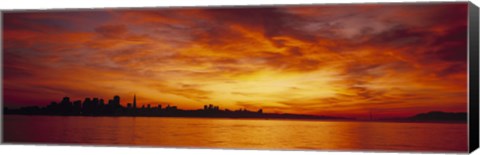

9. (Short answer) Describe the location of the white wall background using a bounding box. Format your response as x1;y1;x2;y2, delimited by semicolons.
0;0;478;155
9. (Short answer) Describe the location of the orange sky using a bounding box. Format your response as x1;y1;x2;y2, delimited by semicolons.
3;3;469;118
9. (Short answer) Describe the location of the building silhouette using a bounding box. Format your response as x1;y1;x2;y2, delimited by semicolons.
133;94;137;109
3;94;349;121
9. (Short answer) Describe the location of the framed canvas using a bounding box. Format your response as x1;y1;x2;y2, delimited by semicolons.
1;1;479;154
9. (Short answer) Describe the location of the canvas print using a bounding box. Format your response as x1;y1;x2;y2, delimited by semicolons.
1;2;472;153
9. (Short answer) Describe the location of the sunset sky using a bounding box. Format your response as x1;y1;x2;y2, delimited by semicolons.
3;3;469;118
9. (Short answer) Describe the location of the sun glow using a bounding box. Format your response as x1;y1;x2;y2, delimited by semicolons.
3;3;468;118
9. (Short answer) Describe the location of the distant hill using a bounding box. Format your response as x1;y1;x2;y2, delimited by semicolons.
407;111;467;122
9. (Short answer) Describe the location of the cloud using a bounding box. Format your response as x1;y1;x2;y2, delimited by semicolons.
2;3;469;118
95;24;128;38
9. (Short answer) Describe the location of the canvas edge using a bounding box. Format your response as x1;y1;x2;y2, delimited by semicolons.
468;1;480;153
0;1;469;13
0;10;4;144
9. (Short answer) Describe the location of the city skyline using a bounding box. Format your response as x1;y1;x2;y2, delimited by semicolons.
3;94;467;123
3;3;468;119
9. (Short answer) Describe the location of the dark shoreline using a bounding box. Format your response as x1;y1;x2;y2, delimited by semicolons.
3;110;348;121
3;100;348;121
3;113;467;124
3;95;467;124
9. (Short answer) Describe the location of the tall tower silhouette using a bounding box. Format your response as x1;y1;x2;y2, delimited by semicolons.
133;94;137;109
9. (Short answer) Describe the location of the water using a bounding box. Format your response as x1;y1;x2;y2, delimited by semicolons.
3;115;467;152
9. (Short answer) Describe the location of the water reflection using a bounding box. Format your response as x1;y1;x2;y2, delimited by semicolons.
3;115;467;152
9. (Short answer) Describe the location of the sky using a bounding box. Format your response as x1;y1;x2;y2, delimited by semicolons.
2;2;469;118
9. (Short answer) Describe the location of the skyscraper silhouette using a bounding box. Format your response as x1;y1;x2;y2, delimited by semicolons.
133;94;137;109
113;95;120;106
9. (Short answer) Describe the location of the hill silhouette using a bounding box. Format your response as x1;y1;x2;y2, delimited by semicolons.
407;111;467;122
